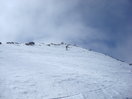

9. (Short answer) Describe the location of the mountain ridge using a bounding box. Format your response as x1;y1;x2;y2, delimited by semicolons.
0;42;132;99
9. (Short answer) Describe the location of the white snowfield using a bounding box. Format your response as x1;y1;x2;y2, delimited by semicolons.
0;43;132;99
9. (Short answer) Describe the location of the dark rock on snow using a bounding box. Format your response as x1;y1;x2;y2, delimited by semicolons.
25;42;35;46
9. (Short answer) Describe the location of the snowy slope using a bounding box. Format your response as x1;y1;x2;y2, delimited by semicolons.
0;43;132;99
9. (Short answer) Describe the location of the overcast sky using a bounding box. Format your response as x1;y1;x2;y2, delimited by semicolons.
0;0;132;63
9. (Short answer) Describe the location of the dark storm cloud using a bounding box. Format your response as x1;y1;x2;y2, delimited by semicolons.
0;0;132;62
74;0;132;63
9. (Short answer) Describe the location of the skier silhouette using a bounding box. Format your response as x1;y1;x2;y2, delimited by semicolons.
66;45;70;51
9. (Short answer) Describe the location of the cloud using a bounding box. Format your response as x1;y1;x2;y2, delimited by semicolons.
0;0;107;42
0;0;131;63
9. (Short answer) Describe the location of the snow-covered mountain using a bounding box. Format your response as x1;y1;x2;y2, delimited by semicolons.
0;43;132;99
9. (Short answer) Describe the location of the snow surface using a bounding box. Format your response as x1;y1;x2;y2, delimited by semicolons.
0;43;132;99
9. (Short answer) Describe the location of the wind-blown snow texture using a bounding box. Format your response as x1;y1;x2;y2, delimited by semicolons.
0;43;132;99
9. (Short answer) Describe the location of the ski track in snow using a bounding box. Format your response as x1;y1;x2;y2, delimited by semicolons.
0;44;132;99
